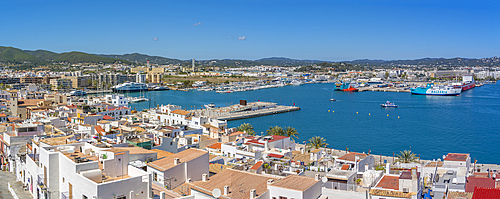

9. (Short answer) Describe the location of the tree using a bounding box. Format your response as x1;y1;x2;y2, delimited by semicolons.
266;126;284;136
396;149;418;163
283;126;299;142
307;136;328;149
236;123;255;136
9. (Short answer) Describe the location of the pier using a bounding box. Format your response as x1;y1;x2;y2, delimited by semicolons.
357;87;411;93
191;101;300;121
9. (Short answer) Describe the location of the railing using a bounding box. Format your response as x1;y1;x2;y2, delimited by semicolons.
323;182;358;191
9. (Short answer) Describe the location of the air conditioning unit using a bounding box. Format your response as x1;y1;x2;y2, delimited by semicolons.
403;188;409;193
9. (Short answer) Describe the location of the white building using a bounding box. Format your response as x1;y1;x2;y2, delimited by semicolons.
147;148;208;190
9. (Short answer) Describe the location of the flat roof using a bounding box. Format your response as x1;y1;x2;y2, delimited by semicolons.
147;148;207;171
375;175;399;190
444;153;469;162
337;152;367;162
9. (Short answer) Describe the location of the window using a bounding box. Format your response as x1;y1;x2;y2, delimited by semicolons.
279;197;287;199
117;196;126;199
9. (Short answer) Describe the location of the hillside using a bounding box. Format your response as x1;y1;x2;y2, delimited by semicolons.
0;47;46;64
346;57;500;67
98;53;185;65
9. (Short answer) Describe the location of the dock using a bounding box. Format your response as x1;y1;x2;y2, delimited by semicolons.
357;87;411;92
191;101;300;121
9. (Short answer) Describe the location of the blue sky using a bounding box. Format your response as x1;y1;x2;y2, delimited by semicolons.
1;0;499;61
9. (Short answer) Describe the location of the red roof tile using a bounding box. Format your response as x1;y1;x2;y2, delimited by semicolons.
337;152;367;162
341;164;350;170
444;153;469;161
472;187;500;199
268;153;284;158
466;176;495;192
103;115;113;120
376;175;399;190
0;113;6;117
250;161;264;170
95;125;105;135
208;143;222;150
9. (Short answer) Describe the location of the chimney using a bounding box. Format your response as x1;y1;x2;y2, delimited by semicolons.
301;148;305;154
386;162;390;174
202;174;208;182
250;189;256;199
315;174;320;181
224;185;229;195
365;164;369;172
174;158;180;165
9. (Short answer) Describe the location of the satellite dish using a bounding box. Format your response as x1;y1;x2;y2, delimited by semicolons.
212;188;221;198
321;176;328;183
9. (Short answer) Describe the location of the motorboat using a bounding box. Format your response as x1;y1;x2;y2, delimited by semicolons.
381;101;398;108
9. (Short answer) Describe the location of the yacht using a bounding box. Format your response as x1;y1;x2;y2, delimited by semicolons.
70;90;87;96
112;82;148;92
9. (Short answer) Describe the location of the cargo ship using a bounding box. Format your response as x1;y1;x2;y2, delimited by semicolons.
461;75;475;91
410;83;462;96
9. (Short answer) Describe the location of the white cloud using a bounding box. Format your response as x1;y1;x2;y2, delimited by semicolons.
238;36;246;40
193;22;202;26
153;37;158;41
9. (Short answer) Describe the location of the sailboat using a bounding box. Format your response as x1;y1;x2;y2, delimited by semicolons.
329;92;336;101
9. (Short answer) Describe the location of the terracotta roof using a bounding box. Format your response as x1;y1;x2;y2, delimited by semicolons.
448;191;473;199
103;115;113;120
8;117;21;122
147;148;207;171
369;189;412;198
268;153;284;158
444;153;469;161
190;169;277;199
250;161;264;170
95;125;105;135
375;175;400;190
269;175;319;191
466;176;495;192
341;164;350;170
337;152;367;162
229;131;246;137
311;149;321;153
149;149;175;159
472;187;500;199
171;109;190;115
39;135;78;146
208;143;222;150
291;151;312;164
201;124;216;128
18;99;44;106
0;113;6;117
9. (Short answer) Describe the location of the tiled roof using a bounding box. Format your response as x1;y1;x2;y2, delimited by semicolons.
375;175;399;190
337;152;367;162
209;163;232;174
171;109;190;115
269;175;319;191
444;153;469;161
250;161;264;170
103;115;113;120
147;148;207;171
208;143;222;149
448;191;473;199
190;169;277;199
472;187;500;199
268;153;284;158
0;113;6;117
341;164;350;170
466;176;495;192
114;147;156;155
369;189;412;198
95;125;104;135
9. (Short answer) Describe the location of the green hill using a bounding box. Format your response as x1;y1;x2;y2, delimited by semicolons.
0;47;46;64
98;53;185;65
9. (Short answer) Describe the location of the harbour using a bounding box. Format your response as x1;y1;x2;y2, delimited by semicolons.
127;81;500;164
190;101;301;121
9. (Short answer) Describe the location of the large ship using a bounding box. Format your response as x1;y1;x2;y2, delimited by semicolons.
410;83;462;96
112;82;148;92
334;82;350;91
461;75;475;91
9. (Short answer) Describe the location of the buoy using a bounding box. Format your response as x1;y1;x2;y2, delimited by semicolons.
369;113;371;115
398;116;400;119
332;111;334;113
356;112;358;114
387;114;389;117
328;110;330;112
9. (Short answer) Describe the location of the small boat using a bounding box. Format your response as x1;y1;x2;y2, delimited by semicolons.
329;92;336;101
381;101;398;108
204;103;216;109
70;90;87;96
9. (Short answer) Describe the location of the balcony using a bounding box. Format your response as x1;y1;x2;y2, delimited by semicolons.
37;174;47;189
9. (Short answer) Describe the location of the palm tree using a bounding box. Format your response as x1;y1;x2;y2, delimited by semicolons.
307;136;328;149
283;126;299;142
266;126;284;136
236;123;255;136
396;149;418;163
